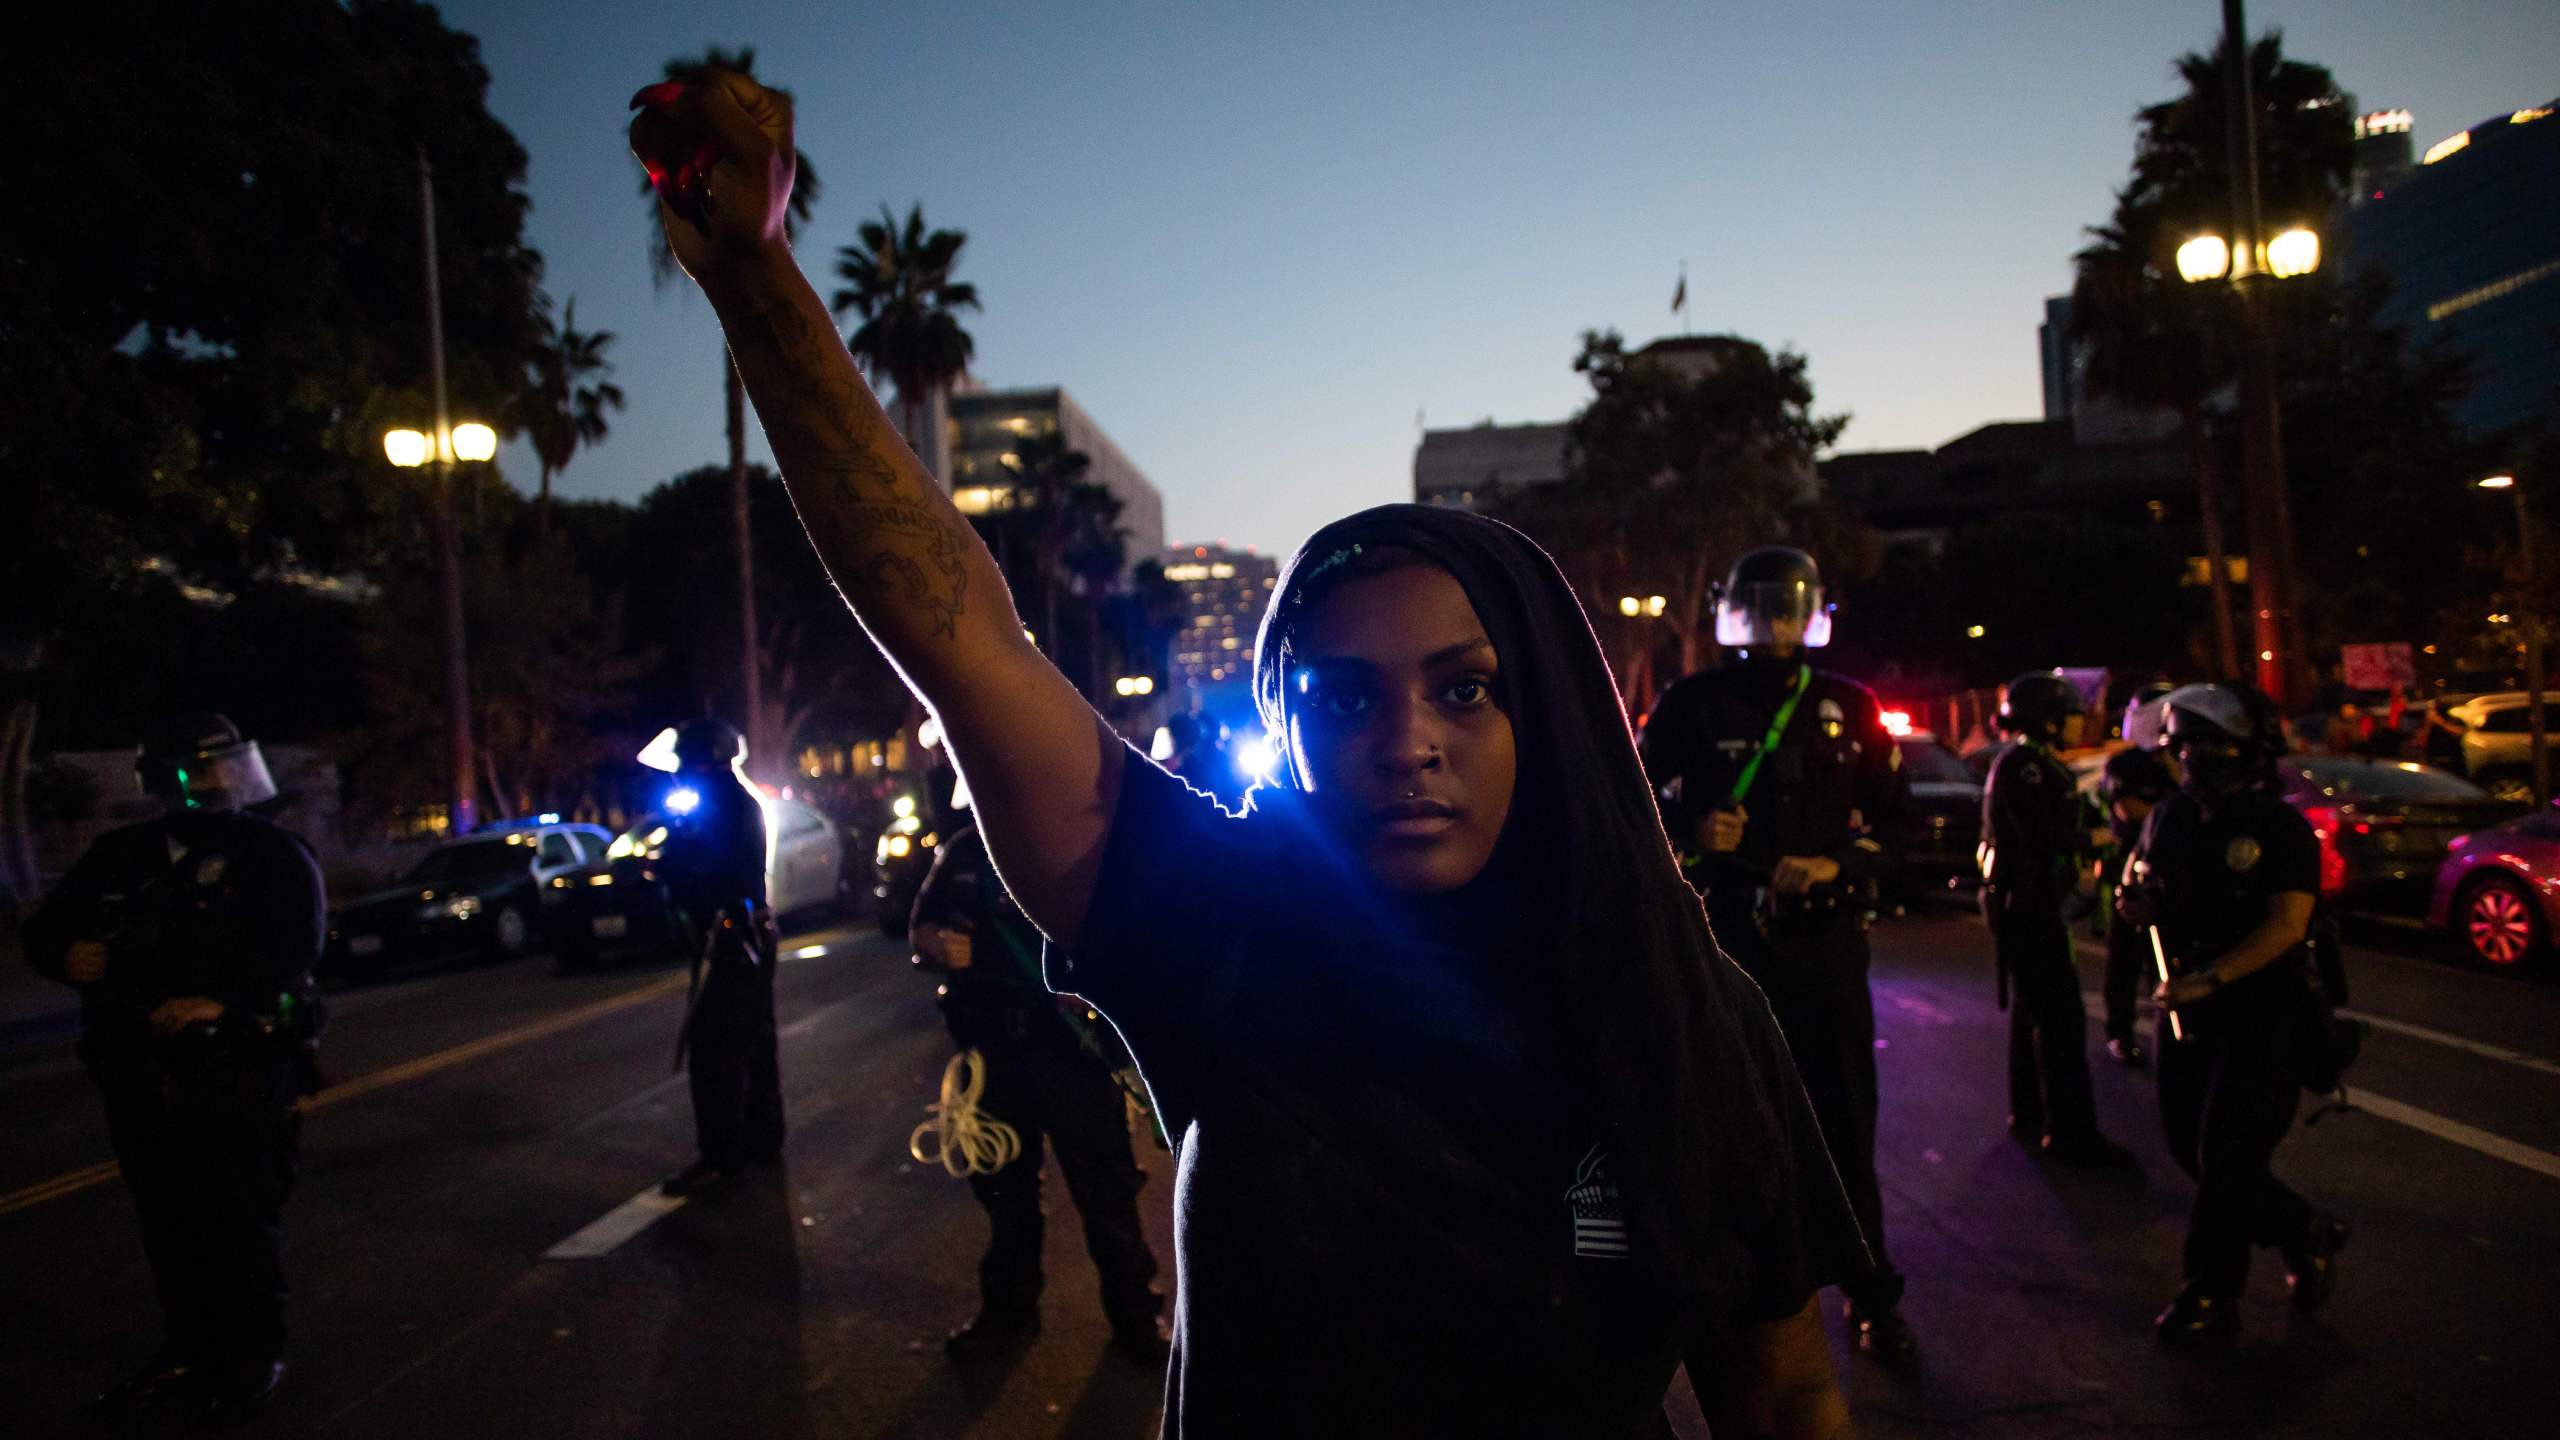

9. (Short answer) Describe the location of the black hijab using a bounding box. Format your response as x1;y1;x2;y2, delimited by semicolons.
1252;503;1793;1296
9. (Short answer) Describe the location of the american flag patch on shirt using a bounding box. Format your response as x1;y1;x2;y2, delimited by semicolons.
1567;1144;1629;1259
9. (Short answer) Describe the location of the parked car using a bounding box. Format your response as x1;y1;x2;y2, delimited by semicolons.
2280;755;2522;912
327;822;613;977
549;795;851;963
2441;692;2560;803
1888;732;1981;900
2429;810;2560;969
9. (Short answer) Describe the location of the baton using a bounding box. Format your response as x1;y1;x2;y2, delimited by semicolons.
2148;925;2186;1042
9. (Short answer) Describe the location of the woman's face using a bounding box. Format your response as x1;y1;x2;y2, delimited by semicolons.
1286;564;1519;894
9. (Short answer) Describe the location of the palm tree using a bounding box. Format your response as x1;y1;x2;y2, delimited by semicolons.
639;46;823;769
2071;208;2242;676
831;204;979;458
515;297;624;536
2094;31;2351;681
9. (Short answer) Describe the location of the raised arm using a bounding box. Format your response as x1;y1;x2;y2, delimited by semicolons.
630;70;1119;945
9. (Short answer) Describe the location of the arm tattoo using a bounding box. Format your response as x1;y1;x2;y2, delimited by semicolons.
729;293;971;636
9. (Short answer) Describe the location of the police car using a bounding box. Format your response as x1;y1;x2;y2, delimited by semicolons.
326;821;613;977
547;794;852;963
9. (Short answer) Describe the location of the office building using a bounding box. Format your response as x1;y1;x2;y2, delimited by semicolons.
941;386;1167;565
1164;544;1278;702
2342;101;2559;439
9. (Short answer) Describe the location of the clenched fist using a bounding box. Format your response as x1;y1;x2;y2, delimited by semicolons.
629;67;799;283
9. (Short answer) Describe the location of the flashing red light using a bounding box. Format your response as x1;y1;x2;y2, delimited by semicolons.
1880;709;1914;738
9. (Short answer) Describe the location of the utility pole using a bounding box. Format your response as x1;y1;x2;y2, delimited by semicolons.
2220;0;2305;706
420;145;479;835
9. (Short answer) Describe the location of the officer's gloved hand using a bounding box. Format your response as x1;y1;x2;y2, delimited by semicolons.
2115;886;2159;929
1702;807;1748;856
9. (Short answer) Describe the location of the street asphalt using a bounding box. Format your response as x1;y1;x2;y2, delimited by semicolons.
2;900;2554;1438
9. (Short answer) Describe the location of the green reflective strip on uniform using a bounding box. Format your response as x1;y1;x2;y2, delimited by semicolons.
1725;664;1813;808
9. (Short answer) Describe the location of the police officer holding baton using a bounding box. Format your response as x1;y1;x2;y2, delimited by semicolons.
2121;683;2351;1341
657;718;787;1197
24;714;325;1420
1979;674;2132;1166
1641;545;1918;1364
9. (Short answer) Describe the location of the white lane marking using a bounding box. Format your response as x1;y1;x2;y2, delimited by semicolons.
2075;992;2560;1186
2346;1092;2560;1183
2072;941;2560;1078
544;1187;686;1259
2338;1009;2560;1078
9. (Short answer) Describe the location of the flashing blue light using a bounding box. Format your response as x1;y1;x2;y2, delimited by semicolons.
1235;733;1281;783
536;812;561;824
665;787;702;816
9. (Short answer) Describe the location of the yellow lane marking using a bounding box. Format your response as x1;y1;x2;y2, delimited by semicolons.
0;973;688;1218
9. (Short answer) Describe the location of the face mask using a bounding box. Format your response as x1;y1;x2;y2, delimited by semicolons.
2176;741;2256;797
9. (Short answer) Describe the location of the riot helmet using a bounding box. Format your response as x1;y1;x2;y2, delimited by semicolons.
2121;680;2179;751
2159;683;2287;797
671;718;746;776
1996;671;2081;744
1712;546;1832;650
136;712;277;812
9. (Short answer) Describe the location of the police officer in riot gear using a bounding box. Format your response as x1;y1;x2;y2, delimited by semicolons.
2097;683;2181;1067
910;805;1167;1365
658;718;786;1196
1980;673;2132;1165
2123;683;2350;1341
24;713;325;1420
1640;544;1918;1364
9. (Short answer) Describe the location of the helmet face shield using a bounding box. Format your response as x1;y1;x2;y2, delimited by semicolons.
1713;579;1832;648
138;739;278;812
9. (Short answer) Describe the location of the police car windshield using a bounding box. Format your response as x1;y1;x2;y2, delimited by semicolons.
406;838;534;883
1899;739;1974;786
2290;757;2488;802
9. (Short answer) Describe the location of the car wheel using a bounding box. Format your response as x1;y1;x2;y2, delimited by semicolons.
490;903;532;959
2460;875;2543;970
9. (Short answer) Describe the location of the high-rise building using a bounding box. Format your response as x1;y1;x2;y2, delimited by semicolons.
2350;106;2416;207
1163;544;1278;703
2342;101;2560;439
942;386;1167;566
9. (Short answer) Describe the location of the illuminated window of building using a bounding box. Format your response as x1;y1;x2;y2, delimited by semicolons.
1221;637;1240;650
2146;499;2167;522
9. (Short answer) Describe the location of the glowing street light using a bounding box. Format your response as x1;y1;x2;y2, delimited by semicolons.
1112;675;1157;698
2264;227;2320;279
451;421;498;463
1644;595;1667;617
384;428;432;468
1617;596;1642;617
2479;474;2517;490
2175;234;2231;284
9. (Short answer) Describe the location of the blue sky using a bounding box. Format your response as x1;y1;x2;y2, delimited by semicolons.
435;0;2558;557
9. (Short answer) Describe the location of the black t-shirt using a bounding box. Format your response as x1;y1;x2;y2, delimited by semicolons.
1052;752;1862;1438
2139;786;2321;999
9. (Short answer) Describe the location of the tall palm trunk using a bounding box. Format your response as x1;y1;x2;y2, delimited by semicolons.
726;350;763;769
535;461;554;541
2182;400;2242;679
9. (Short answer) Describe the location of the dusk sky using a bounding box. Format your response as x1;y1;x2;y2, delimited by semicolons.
436;0;2559;558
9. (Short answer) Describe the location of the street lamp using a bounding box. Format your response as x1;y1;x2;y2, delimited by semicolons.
2170;0;2324;708
385;414;493;836
2479;473;2546;806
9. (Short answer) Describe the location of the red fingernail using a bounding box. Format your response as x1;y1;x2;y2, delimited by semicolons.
631;81;686;112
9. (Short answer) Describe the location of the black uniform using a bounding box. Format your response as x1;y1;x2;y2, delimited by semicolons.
2134;786;2326;1298
23;810;325;1376
2099;747;2177;1048
1641;655;1908;1313
1980;740;2105;1146
913;822;1161;1333
662;774;784;1171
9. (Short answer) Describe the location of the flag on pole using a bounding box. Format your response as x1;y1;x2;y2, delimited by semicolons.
1670;270;1686;314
